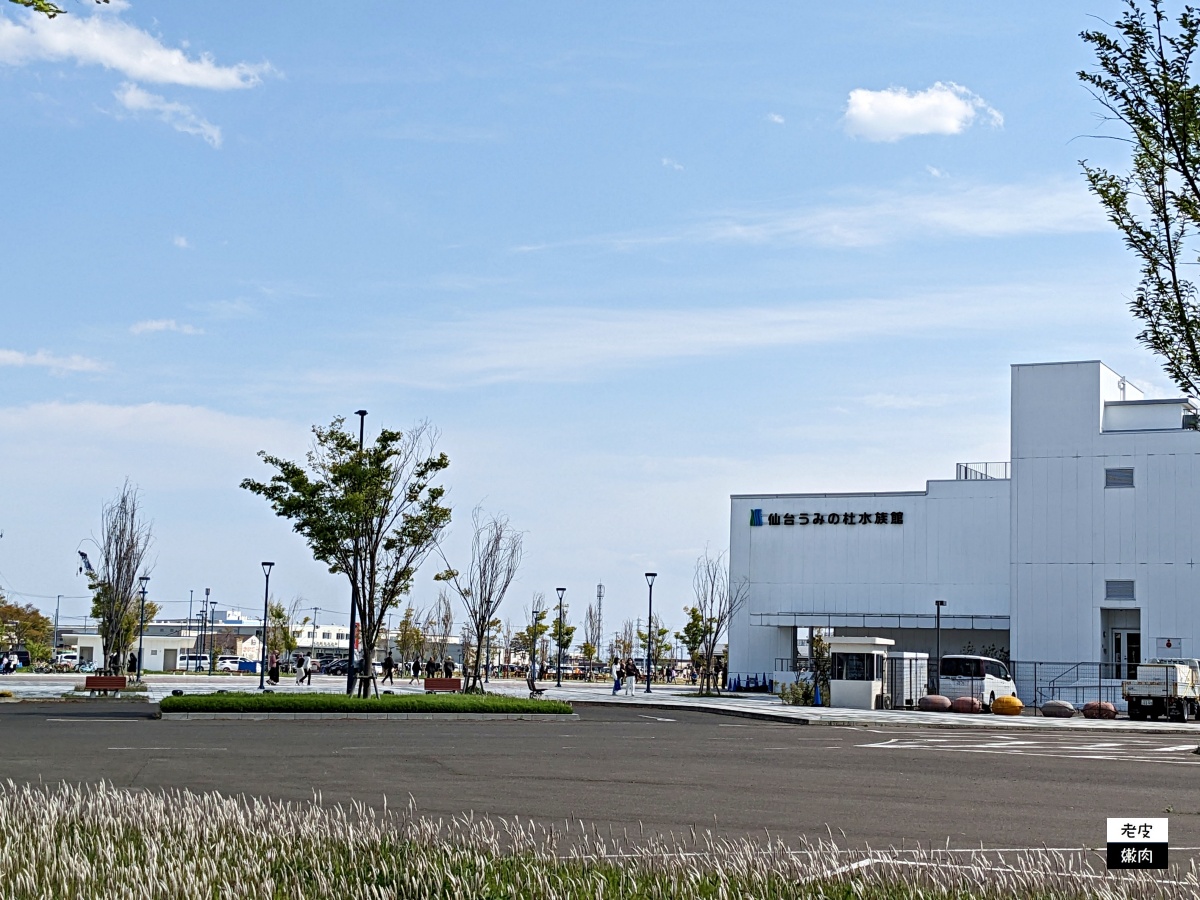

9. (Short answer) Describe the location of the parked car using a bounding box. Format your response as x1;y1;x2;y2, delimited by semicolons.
322;658;351;677
938;655;1017;709
177;654;211;671
216;655;250;672
55;651;79;667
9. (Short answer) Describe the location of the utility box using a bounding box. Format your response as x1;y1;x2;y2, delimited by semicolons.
886;651;930;709
828;637;894;710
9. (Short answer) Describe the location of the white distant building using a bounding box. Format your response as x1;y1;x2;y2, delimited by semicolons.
728;359;1200;682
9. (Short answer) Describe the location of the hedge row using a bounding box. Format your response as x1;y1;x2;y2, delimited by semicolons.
158;691;572;715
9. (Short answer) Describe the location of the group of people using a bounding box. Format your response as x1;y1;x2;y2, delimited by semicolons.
610;657;642;696
376;652;454;685
0;652;22;674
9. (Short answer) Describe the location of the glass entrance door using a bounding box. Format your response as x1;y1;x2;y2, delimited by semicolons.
1112;630;1140;680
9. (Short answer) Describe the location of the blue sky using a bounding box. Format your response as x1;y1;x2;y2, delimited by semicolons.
0;0;1162;640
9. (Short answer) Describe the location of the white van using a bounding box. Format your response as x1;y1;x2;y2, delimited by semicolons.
176;654;211;671
938;655;1017;709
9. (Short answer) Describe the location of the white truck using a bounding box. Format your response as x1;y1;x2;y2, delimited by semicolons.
1122;658;1200;722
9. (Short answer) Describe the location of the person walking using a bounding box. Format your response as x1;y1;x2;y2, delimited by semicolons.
442;657;454;678
425;657;437;678
128;651;138;677
381;652;395;685
267;650;280;686
610;656;621;695
623;658;638;696
299;654;314;685
409;657;419;684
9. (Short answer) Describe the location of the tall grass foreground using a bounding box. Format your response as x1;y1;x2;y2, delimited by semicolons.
0;781;1194;898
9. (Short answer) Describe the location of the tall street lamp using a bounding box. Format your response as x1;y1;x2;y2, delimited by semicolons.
935;599;947;695
208;597;217;675
348;408;367;696
136;575;149;680
259;562;274;690
555;587;566;687
200;587;210;673
644;572;657;694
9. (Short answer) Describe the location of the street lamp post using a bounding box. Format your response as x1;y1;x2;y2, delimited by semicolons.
644;572;656;694
208;601;217;675
200;587;210;673
259;562;274;690
136;575;149;680
935;599;947;695
555;587;566;687
347;408;367;696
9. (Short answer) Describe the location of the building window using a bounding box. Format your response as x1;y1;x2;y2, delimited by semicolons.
1105;467;1134;488
831;652;875;681
1105;580;1136;602
322;631;331;640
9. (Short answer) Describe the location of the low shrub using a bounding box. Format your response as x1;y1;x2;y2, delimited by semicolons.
159;691;572;715
778;679;814;706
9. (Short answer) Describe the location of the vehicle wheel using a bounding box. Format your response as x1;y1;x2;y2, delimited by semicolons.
1129;706;1145;721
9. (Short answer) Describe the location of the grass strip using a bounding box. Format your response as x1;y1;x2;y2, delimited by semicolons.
159;691;572;715
0;782;1188;899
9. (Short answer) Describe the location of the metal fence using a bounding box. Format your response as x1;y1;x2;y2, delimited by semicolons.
771;656;1135;709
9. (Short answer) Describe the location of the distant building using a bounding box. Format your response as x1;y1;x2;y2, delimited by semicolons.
728;359;1200;682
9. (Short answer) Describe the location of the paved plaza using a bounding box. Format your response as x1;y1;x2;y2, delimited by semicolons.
7;673;1200;734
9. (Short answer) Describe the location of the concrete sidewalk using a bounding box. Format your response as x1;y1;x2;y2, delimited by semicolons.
5;673;1200;734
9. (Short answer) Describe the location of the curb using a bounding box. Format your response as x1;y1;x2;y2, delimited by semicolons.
160;712;580;721
570;700;1200;734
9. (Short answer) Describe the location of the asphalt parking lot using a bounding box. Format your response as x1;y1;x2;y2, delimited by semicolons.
4;701;1198;853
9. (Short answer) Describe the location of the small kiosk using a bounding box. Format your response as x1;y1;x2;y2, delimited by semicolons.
828;636;894;710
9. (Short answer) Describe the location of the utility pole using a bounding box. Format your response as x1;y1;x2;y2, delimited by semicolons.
310;607;319;658
53;595;61;656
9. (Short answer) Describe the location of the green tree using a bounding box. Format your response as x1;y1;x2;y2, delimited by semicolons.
242;418;451;693
517;595;550;673
549;605;576;676
0;599;52;649
675;606;706;667
636;615;671;670
1081;0;1200;393
266;600;299;657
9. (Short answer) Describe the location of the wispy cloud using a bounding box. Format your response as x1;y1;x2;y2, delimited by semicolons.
0;8;273;89
862;392;952;410
173;235;190;249
514;179;1105;253
347;282;1097;388
0;348;104;373
130;318;204;336
766;112;785;124
844;81;1002;142
114;82;221;147
661;157;684;171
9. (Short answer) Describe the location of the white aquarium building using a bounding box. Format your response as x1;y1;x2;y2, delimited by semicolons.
728;360;1200;685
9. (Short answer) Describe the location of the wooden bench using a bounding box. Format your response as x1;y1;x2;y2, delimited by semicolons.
526;675;545;700
424;677;461;694
84;676;128;696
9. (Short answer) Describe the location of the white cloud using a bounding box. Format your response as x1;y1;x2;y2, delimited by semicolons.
926;165;946;178
661;157;684;171
373;282;1098;388
130;318;204;336
0;8;273;89
766;112;785;124
114;82;221;147
843;81;1002;142
862;393;952;410
516;179;1106;252
0;348;104;373
173;235;190;249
